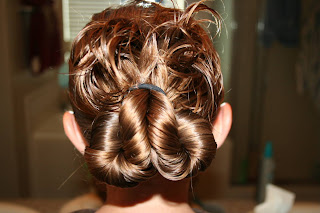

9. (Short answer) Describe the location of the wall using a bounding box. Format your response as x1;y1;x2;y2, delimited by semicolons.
260;43;320;182
230;0;320;184
0;0;20;197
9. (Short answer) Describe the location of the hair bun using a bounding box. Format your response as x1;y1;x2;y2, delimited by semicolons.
85;88;216;187
85;90;157;187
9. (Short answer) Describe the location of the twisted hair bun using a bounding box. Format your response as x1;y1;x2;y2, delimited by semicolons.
69;0;223;187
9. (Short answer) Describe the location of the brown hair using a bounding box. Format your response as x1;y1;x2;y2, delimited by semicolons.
68;0;223;188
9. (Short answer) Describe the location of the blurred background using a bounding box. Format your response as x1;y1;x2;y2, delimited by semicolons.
1;0;319;211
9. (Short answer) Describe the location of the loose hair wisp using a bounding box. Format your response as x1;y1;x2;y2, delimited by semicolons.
68;0;224;188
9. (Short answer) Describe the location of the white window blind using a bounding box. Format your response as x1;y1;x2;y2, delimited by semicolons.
62;0;185;42
62;0;122;42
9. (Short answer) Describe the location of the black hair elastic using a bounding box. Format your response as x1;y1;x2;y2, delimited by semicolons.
129;83;166;95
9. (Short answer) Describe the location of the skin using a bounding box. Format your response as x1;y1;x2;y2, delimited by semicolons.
63;103;232;213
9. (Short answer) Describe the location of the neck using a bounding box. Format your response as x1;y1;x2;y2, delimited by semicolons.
96;175;194;213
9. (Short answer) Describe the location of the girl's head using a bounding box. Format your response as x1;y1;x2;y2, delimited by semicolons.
64;0;231;188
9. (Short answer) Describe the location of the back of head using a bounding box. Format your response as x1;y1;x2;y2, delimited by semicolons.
68;0;224;188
